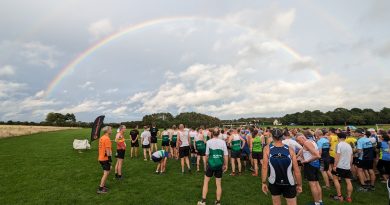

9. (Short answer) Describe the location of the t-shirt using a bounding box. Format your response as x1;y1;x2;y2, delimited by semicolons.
380;141;390;161
150;127;158;138
282;138;302;153
336;141;353;170
179;130;189;147
357;136;374;160
329;134;339;158
206;138;228;170
317;137;330;159
152;150;167;159
98;134;112;161
130;129;139;140
141;130;151;145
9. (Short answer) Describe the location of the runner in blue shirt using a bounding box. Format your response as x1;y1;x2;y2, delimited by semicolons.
356;128;375;191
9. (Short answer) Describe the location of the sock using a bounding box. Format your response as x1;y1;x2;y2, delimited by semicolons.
319;200;323;202
315;202;320;205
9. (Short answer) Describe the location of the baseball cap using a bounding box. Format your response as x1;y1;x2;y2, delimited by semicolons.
355;128;365;134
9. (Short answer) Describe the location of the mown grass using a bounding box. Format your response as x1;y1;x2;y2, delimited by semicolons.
0;128;388;205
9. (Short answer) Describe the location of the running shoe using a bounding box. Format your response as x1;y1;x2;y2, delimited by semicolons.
214;200;221;205
97;187;108;194
345;197;352;203
197;200;206;205
330;194;343;202
229;172;235;176
357;186;368;192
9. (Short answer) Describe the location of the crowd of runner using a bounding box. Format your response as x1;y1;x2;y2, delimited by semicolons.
96;124;390;205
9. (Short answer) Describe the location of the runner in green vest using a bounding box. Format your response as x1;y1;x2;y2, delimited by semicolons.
197;127;228;205
170;125;179;159
249;129;263;176
195;127;207;172
161;128;170;153
228;128;245;176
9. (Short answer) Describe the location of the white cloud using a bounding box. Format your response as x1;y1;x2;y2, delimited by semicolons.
290;56;318;72
0;65;15;76
20;41;60;69
225;7;296;38
79;81;94;90
34;90;45;98
105;88;118;94
57;100;101;114
88;19;114;40
112;106;127;114
0;80;25;98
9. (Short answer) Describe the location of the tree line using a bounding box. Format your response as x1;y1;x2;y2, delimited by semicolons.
2;107;389;128
280;107;390;125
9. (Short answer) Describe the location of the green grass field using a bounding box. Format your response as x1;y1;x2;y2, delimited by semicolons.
0;128;388;205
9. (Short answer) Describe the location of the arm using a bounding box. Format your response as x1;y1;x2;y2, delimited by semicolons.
261;145;270;195
240;136;245;149
334;152;340;170
289;147;302;193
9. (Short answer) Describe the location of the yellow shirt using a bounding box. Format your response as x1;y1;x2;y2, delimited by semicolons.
329;134;339;158
345;137;357;149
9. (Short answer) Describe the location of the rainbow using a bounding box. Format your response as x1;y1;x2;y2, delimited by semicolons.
45;16;313;97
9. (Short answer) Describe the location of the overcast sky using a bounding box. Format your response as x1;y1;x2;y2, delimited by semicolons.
0;0;389;122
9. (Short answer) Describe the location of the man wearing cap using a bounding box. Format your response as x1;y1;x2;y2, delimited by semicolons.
331;132;353;202
355;128;376;191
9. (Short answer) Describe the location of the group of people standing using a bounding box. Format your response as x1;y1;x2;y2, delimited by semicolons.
96;124;390;205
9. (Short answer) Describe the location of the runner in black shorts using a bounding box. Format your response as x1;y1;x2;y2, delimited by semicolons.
130;127;139;158
150;123;159;153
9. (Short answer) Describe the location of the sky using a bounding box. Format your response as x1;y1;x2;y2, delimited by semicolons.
0;0;389;122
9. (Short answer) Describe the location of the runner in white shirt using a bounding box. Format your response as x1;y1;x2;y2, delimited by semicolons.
189;128;198;165
178;124;191;174
331;132;353;202
282;130;303;154
141;126;152;161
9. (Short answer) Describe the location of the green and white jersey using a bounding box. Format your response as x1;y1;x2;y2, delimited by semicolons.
195;134;206;153
162;131;169;142
171;131;178;143
231;134;241;152
206;138;228;170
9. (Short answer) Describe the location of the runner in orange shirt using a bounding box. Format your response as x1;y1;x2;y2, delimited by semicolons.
97;126;113;194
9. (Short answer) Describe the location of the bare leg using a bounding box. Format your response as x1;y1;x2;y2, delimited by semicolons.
285;197;297;205
333;175;342;196
253;159;258;176
181;158;185;172
345;179;353;198
216;178;222;201
100;170;110;187
118;159;123;176
231;158;235;173
201;176;211;200
148;148;152;160
143;148;147;160
321;171;330;187
135;147;138;157
271;195;282;205
357;168;366;185
308;181;320;202
185;157;191;170
197;155;200;171
237;158;242;173
202;156;207;171
369;169;376;186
